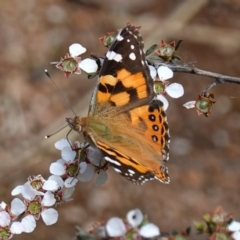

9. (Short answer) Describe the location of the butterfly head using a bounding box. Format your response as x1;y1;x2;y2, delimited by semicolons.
66;116;86;133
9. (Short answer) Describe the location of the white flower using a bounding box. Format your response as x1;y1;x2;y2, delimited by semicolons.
139;223;160;238
12;181;44;200
51;140;89;187
106;217;127;237
149;65;184;110
68;43;97;73
127;209;143;228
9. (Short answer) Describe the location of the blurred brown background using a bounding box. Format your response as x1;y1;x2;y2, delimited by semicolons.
1;0;240;239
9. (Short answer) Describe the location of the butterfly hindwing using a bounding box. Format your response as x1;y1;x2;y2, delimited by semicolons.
89;98;170;184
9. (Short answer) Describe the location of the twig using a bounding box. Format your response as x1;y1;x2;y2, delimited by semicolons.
200;78;224;96
166;64;240;84
162;64;240;94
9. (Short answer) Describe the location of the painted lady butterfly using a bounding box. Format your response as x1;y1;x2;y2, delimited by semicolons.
68;23;170;184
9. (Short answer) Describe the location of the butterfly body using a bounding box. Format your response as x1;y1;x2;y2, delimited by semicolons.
68;23;170;184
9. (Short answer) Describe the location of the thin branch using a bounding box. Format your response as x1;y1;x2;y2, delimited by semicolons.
159;64;240;94
200;78;224;96
166;64;240;84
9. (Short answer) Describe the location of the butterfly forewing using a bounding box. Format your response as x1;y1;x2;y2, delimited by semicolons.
89;24;154;116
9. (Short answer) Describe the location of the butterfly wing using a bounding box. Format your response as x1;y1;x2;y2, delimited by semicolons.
85;23;170;184
91;99;170;184
88;24;154;116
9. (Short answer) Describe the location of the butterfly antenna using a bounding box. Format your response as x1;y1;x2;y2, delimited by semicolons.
45;69;77;116
45;124;69;138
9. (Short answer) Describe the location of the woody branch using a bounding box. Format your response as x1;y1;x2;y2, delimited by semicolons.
166;64;240;95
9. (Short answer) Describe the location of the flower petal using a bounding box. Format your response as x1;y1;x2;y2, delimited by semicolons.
232;231;240;240
61;146;76;161
48;175;64;188
10;222;25;234
22;182;43;200
79;162;87;174
11;198;26;216
139;223;160;238
64;177;78;188
43;179;59;191
0;202;7;210
11;185;23;196
148;65;157;79
126;209;143;227
41;208;58;225
95;170;108;186
62;187;75;201
78;164;94;182
69;43;86;57
106;217;127;237
42;191;56;207
87;147;104;165
0;211;11;227
54;139;70;150
157;95;169;110
166;83;184;98
21;215;36;233
49;162;66;176
228;221;240;232
183;101;196;109
79;58;98;73
157;66;173;81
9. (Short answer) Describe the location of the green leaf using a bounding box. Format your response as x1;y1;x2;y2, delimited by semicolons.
88;72;98;79
172;55;182;61
145;44;158;56
175;40;183;51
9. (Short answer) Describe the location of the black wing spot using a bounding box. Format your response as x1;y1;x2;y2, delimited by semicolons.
148;114;156;122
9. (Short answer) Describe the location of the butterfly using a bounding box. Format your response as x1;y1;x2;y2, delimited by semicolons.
67;23;170;185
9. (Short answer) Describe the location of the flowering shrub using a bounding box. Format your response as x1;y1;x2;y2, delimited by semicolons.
1;23;240;240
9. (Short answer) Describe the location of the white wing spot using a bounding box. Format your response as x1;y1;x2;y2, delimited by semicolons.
127;39;130;42
105;156;121;166
116;33;123;41
129;52;136;61
106;51;111;58
130;45;134;49
128;169;135;175
107;51;123;62
113;167;122;173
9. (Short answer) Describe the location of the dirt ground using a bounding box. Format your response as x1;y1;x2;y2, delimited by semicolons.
0;1;240;239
